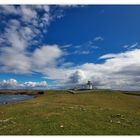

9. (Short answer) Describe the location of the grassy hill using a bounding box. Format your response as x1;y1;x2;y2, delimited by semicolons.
0;90;140;135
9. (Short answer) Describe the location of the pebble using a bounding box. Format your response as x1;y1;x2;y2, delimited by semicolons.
69;107;74;109
116;121;121;124
0;119;10;123
60;125;64;128
110;120;113;123
11;121;16;124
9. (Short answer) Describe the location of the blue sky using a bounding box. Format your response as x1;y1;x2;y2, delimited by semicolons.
0;5;140;90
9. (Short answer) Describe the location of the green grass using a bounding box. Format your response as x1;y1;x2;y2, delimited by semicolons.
0;90;140;135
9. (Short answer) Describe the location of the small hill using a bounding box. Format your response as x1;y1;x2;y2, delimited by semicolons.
0;90;140;135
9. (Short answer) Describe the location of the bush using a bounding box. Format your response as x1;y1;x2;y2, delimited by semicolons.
38;91;44;95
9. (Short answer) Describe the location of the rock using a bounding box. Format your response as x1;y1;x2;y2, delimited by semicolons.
0;118;13;124
60;124;64;128
110;120;113;123
11;121;16;124
69;107;74;109
116;121;121;124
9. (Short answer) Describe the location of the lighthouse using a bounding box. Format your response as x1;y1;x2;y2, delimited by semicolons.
86;81;93;89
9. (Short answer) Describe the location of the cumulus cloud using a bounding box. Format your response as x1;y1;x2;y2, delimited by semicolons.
0;79;47;89
0;6;49;48
68;70;87;84
0;5;65;74
0;48;31;74
52;48;140;91
0;5;51;74
0;79;18;89
0;44;64;74
32;45;63;68
22;81;47;89
0;5;74;75
79;49;140;90
0;5;19;15
38;48;140;91
20;6;37;23
42;67;72;80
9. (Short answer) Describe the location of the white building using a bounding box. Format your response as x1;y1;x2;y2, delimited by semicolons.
72;81;94;90
85;81;93;89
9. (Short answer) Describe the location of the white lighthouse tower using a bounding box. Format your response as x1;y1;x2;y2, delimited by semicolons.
86;81;93;89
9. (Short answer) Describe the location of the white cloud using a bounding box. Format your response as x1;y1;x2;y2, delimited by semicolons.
0;47;31;74
20;6;37;23
0;44;64;74
99;54;118;59
42;67;72;80
0;5;82;75
22;81;47;89
79;49;140;90
32;45;63;68
0;18;31;74
39;48;140;91
68;70;87;84
0;79;18;89
0;5;64;74
0;79;47;89
123;43;139;50
0;5;51;46
0;5;19;15
5;21;27;51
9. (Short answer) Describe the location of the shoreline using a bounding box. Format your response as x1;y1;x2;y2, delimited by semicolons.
0;94;34;105
0;90;45;97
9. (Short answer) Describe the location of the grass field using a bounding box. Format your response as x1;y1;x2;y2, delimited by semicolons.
0;90;140;135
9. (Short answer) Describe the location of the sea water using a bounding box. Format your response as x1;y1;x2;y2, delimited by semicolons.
0;94;33;104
